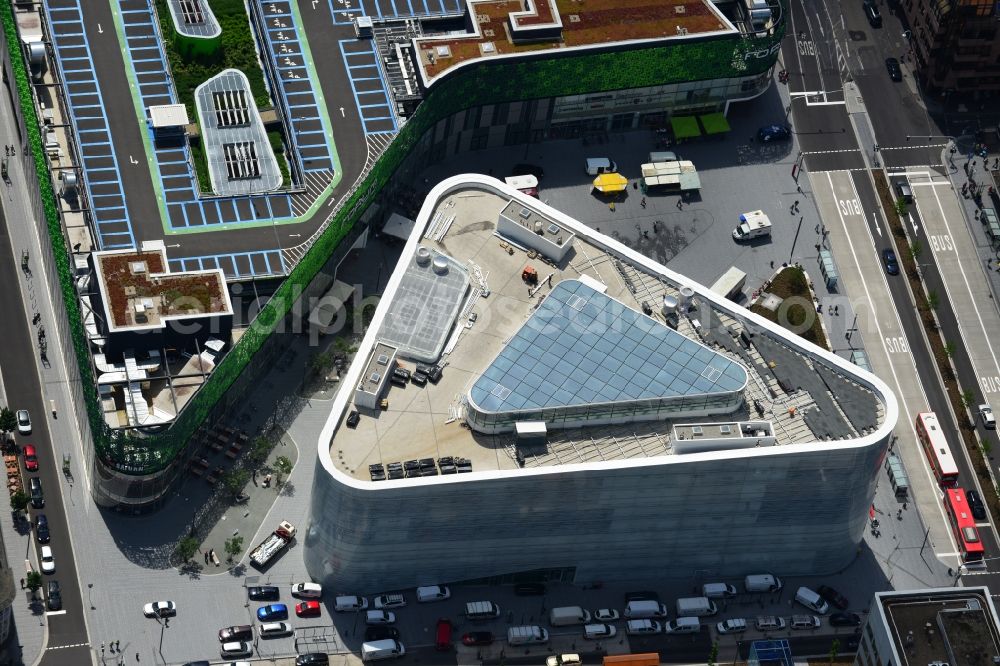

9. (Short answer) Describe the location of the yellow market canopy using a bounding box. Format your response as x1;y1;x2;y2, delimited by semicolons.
592;172;628;193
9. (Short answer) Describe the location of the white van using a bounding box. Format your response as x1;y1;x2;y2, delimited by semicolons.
362;639;406;662
675;597;717;617
258;621;293;638
702;583;738;599
583;623;616;639
335;595;369;611
744;574;782;593
626;619;661;635
416;585;450;602
507;625;549;645
664;617;701;634
648;151;678;163
795;587;830;614
585;157;617;176
465;600;501;620
624;600;669;619
549;606;591;626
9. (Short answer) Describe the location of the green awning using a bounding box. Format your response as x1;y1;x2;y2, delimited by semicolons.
700;112;731;135
670;115;701;139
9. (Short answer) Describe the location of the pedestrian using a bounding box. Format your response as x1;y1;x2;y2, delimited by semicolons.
794;199;799;209
640;197;646;208
676;199;682;210
19;578;24;589
116;640;120;651
101;643;105;654
137;652;140;662
834;305;839;315
770;260;774;269
252;470;258;486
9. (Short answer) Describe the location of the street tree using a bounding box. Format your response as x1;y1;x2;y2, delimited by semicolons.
274;456;293;485
175;536;200;564
223;469;250;497
0;407;16;440
25;571;42;598
224;536;245;563
10;490;29;514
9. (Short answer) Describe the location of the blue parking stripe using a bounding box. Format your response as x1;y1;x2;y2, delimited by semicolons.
46;0;135;250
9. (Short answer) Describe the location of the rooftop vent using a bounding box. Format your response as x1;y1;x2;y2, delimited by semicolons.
519;208;531;220
692;426;703;436
370;371;381;383
435;45;451;57
719;424;732;434
377;354;389;365
129;261;147;274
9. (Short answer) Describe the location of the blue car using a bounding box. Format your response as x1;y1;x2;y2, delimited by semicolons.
757;125;791;142
257;604;288;621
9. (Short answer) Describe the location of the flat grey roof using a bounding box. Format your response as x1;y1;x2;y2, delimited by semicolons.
378;249;470;363
165;0;221;39
470;279;747;414
194;70;281;196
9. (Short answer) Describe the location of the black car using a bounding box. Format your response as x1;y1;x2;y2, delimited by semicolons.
346;410;360;428
817;585;850;610
625;590;660;603
966;489;987;520
829;612;861;627
511;163;545;180
248;585;280;601
462;631;495;646
35;514;50;544
882;248;899;275
46;580;61;611
513;582;546;596
885;57;902;81
29;477;44;509
864;2;882;27
365;626;401;641
296;654;330;666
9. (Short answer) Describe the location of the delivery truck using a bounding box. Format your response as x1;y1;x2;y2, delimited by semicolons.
710;267;747;301
249;520;296;569
732;210;772;241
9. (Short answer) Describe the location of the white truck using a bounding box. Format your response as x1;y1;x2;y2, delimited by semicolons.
249;520;296;569
733;210;772;241
710;267;747;301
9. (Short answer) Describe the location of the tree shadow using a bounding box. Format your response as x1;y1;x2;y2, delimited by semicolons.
278;481;295;497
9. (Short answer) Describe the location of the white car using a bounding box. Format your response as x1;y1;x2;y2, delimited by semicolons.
39;546;55;574
717;618;747;634
546;655;581;666
979;404;996;429
373;594;406;609
365;610;396;625
16;410;31;435
220;641;252;658
592;608;619;622
583;623;616;639
142;600;176;618
291;582;323;599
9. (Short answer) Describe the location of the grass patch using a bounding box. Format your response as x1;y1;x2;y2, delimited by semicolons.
269;130;290;189
750;266;829;349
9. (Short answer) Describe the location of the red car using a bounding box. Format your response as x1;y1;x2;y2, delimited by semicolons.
435;618;452;651
296;601;321;618
23;445;38;472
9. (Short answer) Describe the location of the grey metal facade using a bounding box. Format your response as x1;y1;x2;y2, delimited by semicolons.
303;436;887;594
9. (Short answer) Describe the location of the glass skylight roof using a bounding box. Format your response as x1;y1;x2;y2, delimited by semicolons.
469;279;747;413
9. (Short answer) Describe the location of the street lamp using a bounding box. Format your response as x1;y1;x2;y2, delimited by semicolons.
87;582;94;610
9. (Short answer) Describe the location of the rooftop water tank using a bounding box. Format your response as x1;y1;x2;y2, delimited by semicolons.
432;256;449;275
662;294;678;316
679;286;695;310
415;246;431;266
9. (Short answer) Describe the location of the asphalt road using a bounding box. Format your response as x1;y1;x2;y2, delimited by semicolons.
784;0;1000;591
0;199;90;663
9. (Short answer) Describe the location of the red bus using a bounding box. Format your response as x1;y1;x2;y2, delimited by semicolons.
915;412;959;485
943;488;985;563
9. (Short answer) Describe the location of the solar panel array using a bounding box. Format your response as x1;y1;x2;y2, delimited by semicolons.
179;0;206;24
213;90;250;128
222;142;261;180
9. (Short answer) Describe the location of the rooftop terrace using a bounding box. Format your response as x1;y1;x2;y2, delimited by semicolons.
328;180;887;482
93;242;231;332
878;588;1000;666
414;0;735;85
